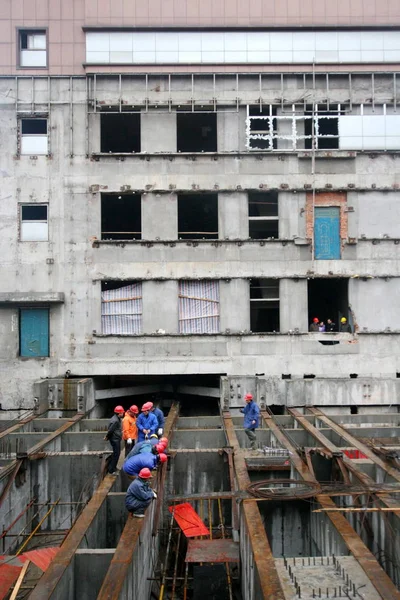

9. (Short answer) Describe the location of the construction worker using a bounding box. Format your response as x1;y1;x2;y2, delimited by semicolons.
122;405;138;455
241;393;260;451
104;405;124;475
125;468;157;518
136;402;158;442
151;404;165;436
123;451;167;478
149;434;160;446
309;317;319;332
125;441;165;462
340;317;351;333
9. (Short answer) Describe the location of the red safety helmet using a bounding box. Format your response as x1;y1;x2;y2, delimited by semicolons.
159;437;169;446
148;402;154;410
129;405;139;414
313;317;319;323
155;443;166;453
244;393;253;401
138;468;152;479
142;402;152;412
158;453;168;463
114;405;125;414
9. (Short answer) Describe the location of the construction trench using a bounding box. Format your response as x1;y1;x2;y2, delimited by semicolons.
0;380;400;599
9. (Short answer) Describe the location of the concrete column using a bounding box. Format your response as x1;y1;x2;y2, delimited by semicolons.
217;109;246;152
141;111;177;152
142;281;179;334
219;279;250;333
142;193;177;240
218;192;248;239
279;192;306;239
89;113;100;154
279;279;308;332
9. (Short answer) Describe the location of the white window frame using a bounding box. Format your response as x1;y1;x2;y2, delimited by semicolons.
250;279;280;333
20;204;48;242
20;118;48;155
19;29;47;68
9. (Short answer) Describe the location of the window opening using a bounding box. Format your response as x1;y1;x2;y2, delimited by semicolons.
101;194;141;240
178;194;218;240
19;30;47;67
177;112;217;152
20;204;48;241
101;281;142;335
100;112;141;153
304;104;340;150
250;279;280;333
178;281;220;334
307;279;350;332
248;192;278;239
20;118;48;155
19;308;49;357
246;105;277;150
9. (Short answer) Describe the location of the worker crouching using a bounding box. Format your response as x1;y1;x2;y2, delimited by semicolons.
125;468;157;518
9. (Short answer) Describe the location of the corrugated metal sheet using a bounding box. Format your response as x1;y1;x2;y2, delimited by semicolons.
23;547;59;572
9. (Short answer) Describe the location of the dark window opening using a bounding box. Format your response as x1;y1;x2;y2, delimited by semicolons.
304;104;339;150
21;119;47;135
101;280;139;292
268;404;285;415
350;406;358;414
249;192;279;239
178;194;218;240
100;112;141;153
250;279;280;333
101;194;141;240
308;278;350;332
21;205;47;220
281;374;291;380
177;113;217;152
303;374;316;379
248;105;277;150
350;373;358;379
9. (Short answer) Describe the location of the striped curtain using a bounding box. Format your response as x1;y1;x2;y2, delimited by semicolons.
101;283;142;334
178;281;220;334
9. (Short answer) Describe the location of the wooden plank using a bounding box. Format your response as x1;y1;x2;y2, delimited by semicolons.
10;560;30;600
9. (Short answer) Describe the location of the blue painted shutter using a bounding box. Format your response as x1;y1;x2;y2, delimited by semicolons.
314;207;341;260
20;308;49;357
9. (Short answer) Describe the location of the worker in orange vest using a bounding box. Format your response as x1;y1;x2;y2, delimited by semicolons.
122;405;139;455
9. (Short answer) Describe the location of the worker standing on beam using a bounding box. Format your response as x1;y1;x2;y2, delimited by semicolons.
241;393;260;451
122;404;139;455
136;402;158;442
125;468;157;518
151;403;165;436
104;405;125;475
123;451;168;478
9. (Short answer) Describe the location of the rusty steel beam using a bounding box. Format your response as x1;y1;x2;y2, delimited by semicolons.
223;412;286;600
262;411;400;600
96;402;180;600
308;408;400;483
0;414;36;440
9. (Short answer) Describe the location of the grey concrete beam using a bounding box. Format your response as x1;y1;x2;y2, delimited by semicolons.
0;292;64;304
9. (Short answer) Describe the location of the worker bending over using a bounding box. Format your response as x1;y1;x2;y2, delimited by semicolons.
122;405;138;455
123;451;168;478
125;440;166;462
136;402;158;441
125;468;157;518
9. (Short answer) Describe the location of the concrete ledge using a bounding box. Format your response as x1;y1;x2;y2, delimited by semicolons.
0;292;64;304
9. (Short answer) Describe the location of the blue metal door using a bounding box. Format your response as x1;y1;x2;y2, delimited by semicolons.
20;308;49;357
314;207;340;259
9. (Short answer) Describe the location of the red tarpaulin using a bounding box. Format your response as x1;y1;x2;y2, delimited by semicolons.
0;546;60;599
169;503;210;538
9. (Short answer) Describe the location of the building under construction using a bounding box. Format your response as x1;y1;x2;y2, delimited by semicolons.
0;0;400;598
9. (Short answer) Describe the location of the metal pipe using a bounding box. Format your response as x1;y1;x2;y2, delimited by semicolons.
171;529;181;600
159;509;175;600
208;498;212;540
0;499;35;540
183;562;189;600
16;499;60;555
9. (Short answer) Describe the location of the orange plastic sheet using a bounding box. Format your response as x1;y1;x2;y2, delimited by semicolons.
0;546;60;599
168;503;210;538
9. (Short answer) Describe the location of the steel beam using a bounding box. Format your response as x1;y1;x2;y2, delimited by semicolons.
96;402;180;600
223;412;286;600
0;414;36;440
262;411;400;600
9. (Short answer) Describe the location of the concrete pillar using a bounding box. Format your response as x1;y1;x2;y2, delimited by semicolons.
141;111;177;152
89;113;100;154
142;281;179;334
279;279;308;332
218;192;248;239
279;192;306;239
220;279;250;332
142;193;177;240
217;109;246;152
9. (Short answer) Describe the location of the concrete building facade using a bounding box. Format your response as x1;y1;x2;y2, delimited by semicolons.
1;0;400;409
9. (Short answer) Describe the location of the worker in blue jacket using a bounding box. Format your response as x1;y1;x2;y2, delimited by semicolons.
136;402;158;442
240;393;260;451
151;404;165;436
124;440;164;462
123;451;168;478
125;468;157;518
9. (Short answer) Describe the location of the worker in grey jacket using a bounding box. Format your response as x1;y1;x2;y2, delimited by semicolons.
104;405;124;475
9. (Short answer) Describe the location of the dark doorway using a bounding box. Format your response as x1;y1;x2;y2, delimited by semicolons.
307;278;349;330
177;112;217;152
101;194;141;240
250;279;280;333
100;112;141;153
178;193;218;240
